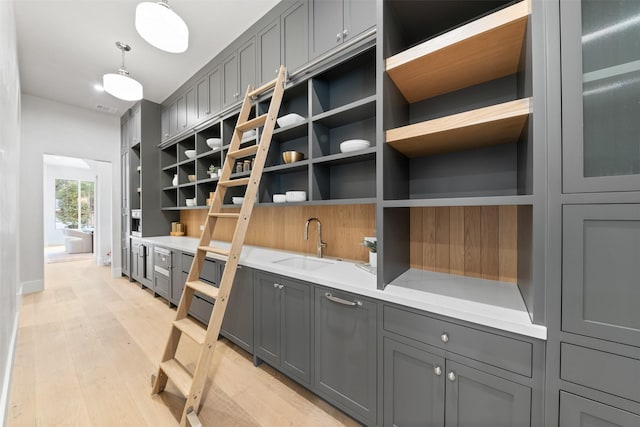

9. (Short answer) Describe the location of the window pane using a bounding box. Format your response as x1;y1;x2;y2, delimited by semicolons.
55;179;78;229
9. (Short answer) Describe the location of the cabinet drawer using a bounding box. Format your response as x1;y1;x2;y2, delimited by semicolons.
383;305;532;377
561;343;640;403
153;274;170;300
181;253;218;285
190;295;213;324
560;392;640;427
154;247;171;269
182;253;193;272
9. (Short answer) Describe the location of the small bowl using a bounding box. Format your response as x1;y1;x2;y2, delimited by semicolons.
276;113;305;128
232;197;244;205
285;191;306;202
185;198;196;207
187;174;196;182
340;139;370;153
206;138;223;149
185;149;196;159
282;151;305;164
273;194;286;203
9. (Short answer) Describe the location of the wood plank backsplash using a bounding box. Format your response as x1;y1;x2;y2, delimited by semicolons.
410;206;518;283
181;205;376;262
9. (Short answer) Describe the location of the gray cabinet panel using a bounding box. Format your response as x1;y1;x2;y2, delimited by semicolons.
154;274;170;300
445;361;531;427
196;76;209;121
129;104;141;146
182;271;213;323
383;338;445;427
344;0;375;41
239;39;256;96
561;343;640;403
258;19;281;86
561;0;640;193
220;266;254;353
208;68;221;116
314;288;377;424
168;102;178;137
254;272;281;366
177;93;187;131
223;52;238;106
560;392;640;427
280;277;311;385
161;107;169;141
186;87;196;127
383;305;533;377
562;204;640;347
309;0;343;59
282;0;308;73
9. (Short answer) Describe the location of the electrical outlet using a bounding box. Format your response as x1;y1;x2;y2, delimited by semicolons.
200;225;204;231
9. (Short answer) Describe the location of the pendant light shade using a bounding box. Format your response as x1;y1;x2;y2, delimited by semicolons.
103;42;143;101
135;1;189;53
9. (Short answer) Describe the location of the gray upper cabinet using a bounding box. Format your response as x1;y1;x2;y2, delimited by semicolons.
176;88;196;133
129;104;141;146
309;0;375;59
282;0;308;73
161;107;169;142
195;66;221;122
258;19;281;86
254;272;312;385
222;52;239;107
186;87;196;127
383;338;445;427
562;204;640;348
220;265;254;353
560;392;640;427
208;68;221;117
314;287;377;424
168;101;178;137
239;38;256;98
561;0;640;193
445;361;531;427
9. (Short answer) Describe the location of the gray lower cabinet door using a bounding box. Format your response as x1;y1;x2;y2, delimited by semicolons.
254;272;282;367
131;241;140;281
280;277;311;385
170;251;182;306
153;274;170;300
314;288;377;425
258;18;281;86
282;0;308;72
444;361;530;427
563;204;640;347
220;266;254;353
560;392;640;427
383;337;445;427
182;271;213;323
309;0;343;59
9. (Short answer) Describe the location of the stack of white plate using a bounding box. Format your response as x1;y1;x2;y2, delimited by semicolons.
276;113;305;128
340;139;370;153
285;191;306;202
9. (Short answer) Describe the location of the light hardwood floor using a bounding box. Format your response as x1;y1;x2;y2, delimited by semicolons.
8;259;361;426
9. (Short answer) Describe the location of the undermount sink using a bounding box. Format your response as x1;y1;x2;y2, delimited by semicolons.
272;256;335;271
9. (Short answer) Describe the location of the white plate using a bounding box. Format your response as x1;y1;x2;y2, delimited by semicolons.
285;191;306;202
340;139;370;153
276;113;305;128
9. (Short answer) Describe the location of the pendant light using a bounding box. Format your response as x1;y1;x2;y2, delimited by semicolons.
103;42;143;101
135;0;189;53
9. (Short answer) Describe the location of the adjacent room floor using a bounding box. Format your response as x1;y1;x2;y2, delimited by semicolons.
8;259;359;426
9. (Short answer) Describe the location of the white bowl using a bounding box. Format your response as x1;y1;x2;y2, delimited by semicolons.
276;113;305;128
185;198;196;207
206;138;222;149
185;149;196;159
285;191;306;202
232;197;244;205
241;129;256;142
273;194;286;203
340;139;370;153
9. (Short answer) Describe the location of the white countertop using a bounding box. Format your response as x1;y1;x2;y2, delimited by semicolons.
144;235;547;340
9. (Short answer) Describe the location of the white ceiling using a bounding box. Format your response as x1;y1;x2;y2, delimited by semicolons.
14;0;282;116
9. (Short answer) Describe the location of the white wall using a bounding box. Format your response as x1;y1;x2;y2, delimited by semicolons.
0;3;21;423
20;94;121;294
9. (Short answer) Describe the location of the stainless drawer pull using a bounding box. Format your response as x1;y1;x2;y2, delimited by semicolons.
447;371;456;382
325;292;362;307
434;366;442;376
440;333;449;343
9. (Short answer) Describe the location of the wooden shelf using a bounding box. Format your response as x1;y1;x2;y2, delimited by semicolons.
383;195;534;208
385;0;530;103
386;98;532;158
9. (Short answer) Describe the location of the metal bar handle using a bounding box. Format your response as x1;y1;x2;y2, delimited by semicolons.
325;292;362;307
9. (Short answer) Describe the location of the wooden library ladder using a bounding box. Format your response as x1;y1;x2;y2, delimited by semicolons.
151;66;287;427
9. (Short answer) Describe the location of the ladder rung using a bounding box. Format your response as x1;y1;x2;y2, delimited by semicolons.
160;359;193;397
197;246;229;257
173;318;206;345
218;178;250;187
186;280;220;300
248;79;277;98
208;213;240;219
227;145;259;160
237;114;267;132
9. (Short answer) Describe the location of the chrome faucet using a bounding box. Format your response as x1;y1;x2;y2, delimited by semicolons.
304;217;327;258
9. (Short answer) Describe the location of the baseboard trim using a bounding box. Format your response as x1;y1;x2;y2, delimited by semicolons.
0;311;19;425
21;279;43;294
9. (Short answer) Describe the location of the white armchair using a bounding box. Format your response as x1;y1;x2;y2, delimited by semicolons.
63;229;93;254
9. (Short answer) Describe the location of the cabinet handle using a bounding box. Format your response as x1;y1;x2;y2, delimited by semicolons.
343;29;348;38
275;68;279;74
447;371;456;382
278;284;284;289
440;333;449;343
336;33;342;42
434;366;442;376
273;283;280;288
165;133;169;137
324;292;362;307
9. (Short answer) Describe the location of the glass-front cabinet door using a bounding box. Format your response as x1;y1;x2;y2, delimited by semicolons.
562;0;640;192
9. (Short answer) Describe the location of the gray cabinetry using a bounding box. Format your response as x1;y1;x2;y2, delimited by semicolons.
153;246;172;301
309;0;375;59
129;103;141;146
257;19;281;86
281;0;308;73
132;239;153;289
562;204;640;347
560;392;640;427
196;67;221;122
383;338;445;427
314;287;376;424
176;88;195;132
161;107;169;142
222;52;239;107
254;272;312;385
222;38;256;107
561;0;640;193
220;265;254;353
168;101;178;137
